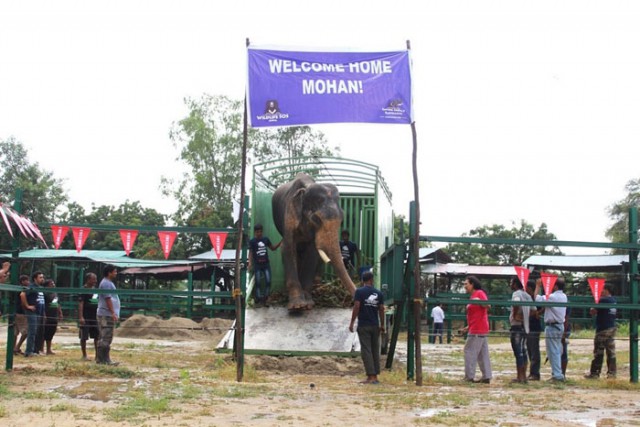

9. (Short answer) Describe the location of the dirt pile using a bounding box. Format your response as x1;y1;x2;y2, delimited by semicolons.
248;355;362;376
116;314;233;342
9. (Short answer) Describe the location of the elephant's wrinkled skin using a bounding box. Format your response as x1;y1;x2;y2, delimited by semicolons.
272;173;357;311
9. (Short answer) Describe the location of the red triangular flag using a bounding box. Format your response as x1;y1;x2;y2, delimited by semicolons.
208;232;228;260
158;231;177;259
514;266;530;288
540;272;558;300
588;277;606;304
72;227;91;253
0;205;13;238
119;229;138;256
51;225;70;249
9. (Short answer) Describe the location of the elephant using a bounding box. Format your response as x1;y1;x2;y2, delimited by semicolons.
272;172;357;311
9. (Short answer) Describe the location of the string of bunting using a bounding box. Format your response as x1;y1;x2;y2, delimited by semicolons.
0;202;48;247
49;225;229;260
514;265;606;305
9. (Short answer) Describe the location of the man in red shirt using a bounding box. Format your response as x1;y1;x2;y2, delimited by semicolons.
460;276;492;384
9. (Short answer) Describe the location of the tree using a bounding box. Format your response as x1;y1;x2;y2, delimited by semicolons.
440;220;563;296
445;220;563;266
394;215;409;244
58;200;169;259
163;94;339;255
0;137;68;249
252;126;340;185
606;177;640;253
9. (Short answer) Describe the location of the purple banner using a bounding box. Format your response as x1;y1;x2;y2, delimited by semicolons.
247;48;412;127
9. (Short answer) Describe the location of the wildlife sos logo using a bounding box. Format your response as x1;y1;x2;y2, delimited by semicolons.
256;99;289;123
364;293;380;307
381;97;408;121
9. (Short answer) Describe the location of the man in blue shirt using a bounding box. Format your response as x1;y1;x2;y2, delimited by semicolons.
585;283;617;379
96;265;120;365
349;272;385;384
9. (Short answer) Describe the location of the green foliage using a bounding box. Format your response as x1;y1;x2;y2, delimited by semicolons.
394;215;409;244
0;376;8;397
0;136;68;249
606;177;640;253
104;392;171;422
57;200;168;259
445;220;563;266
162;95;245;255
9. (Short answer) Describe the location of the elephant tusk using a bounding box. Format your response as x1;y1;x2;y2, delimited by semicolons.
317;249;331;264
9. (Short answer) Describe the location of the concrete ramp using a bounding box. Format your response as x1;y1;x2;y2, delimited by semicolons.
217;307;360;355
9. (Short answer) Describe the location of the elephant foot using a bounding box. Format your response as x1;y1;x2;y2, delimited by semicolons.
287;294;315;311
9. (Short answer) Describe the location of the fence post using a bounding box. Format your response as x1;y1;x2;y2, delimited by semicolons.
629;207;638;383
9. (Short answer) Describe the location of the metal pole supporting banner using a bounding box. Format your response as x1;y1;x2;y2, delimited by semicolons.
234;37;251;382
406;201;417;381
407;38;423;386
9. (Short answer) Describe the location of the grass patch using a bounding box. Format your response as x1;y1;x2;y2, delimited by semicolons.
0;377;9;397
104;392;173;422
22;391;52;399
0;406;6;418
209;383;267;399
50;402;80;412
51;359;136;379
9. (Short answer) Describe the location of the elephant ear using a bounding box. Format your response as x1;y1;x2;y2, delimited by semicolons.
287;187;307;229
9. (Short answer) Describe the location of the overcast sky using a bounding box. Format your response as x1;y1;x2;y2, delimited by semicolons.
1;1;638;254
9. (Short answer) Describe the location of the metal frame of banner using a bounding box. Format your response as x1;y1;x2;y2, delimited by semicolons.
245;38;421;384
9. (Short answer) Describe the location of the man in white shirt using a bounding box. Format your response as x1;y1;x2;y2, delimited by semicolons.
535;278;567;381
431;303;445;344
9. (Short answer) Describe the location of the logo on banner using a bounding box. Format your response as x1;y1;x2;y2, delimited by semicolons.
381;98;407;120
588;278;605;304
119;229;139;256
540;272;558;300
72;227;91;253
51;225;69;249
256;99;289;124
514;266;530;287
208;232;228;260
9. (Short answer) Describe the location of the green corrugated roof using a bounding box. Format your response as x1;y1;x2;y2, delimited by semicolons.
19;249;129;260
17;249;198;268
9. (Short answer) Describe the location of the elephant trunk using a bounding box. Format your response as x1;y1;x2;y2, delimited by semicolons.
315;221;356;297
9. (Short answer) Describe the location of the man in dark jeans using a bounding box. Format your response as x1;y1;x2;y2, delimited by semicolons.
585;283;617;379
349;272;385;384
526;280;542;380
509;277;532;383
21;271;45;357
97;265;120;365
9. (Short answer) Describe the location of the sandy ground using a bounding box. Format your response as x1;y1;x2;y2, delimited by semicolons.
1;317;640;427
